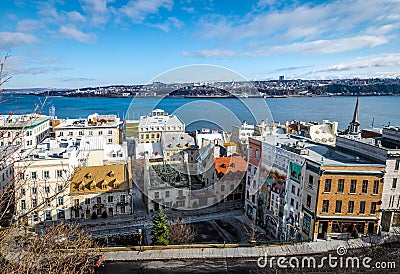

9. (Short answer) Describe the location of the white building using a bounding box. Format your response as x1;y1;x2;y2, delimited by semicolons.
78;135;128;166
14;141;79;225
0;114;50;150
53;113;123;144
138;109;184;143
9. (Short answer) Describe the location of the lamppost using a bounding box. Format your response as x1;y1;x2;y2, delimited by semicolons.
286;222;300;242
138;228;143;252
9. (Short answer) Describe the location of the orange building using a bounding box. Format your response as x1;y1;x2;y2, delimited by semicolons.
314;165;385;239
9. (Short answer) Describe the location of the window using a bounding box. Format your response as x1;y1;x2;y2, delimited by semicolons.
308;175;314;189
32;199;37;208
108;139;113;143
45;186;50;193
324;179;331;192
348;201;354;213
108;196;113;203
56;170;63;178
335;200;342;213
59;131;63;136
290;198;294;207
58;197;64;206
68;131;73;136
291;185;296;194
255;149;259;159
98;130;102;135
57;209;65;220
20;188;25;196
362;180;368;194
79;131;83;136
55;186;62;194
31;172;37;180
45;198;50;206
177;200;185;207
74;199;79;206
21;200;26;210
221;185;225;191
393;178;397;189
89;131;93;136
370;202;377;214
45;210;52;221
32;187;37;195
178;190;183;196
85;198;90;205
249;147;253;157
107;130;112;135
306;195;311;208
322;200;329;213
373;180;379;194
359;201;366;214
43;170;50;179
395;159;400;171
121;195;125;203
155;192;159;199
350;180;357;193
97;197;101;204
337;179;344;193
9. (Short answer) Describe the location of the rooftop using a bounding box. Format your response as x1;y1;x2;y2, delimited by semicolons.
70;164;129;194
259;134;383;166
0;114;50;129
162;132;196;150
214;155;247;179
54;113;121;129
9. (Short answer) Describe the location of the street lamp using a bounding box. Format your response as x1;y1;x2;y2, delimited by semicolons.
286;222;300;242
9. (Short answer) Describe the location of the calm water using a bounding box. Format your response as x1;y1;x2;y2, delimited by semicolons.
1;94;399;131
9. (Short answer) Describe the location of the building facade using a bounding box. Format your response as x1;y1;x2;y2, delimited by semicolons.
69;164;132;219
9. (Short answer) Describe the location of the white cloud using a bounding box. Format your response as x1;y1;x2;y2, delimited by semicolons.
197;0;400;45
59;25;97;43
182;35;389;59
6;56;68;76
79;0;109;25
16;19;43;32
149;17;183;32
0;32;38;48
120;0;174;24
317;53;400;72
181;49;236;59
253;35;389;56
66;11;87;23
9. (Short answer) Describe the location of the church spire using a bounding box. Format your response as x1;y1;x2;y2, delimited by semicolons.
348;97;360;135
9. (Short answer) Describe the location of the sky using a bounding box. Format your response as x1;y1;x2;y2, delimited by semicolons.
1;0;400;88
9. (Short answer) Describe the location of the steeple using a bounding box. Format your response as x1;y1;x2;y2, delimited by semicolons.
348;97;360;135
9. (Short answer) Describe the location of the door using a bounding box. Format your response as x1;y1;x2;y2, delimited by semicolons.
317;222;328;239
108;207;113;216
86;209;90;219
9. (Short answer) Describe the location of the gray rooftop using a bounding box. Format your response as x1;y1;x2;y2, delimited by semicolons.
258;134;383;166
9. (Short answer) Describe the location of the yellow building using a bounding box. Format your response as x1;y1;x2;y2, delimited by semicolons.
70;164;132;219
314;165;385;239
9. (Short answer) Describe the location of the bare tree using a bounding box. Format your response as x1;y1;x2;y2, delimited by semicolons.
0;49;101;273
169;218;195;244
0;223;101;273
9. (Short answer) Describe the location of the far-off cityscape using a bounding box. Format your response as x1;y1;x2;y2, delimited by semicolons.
1;1;400;273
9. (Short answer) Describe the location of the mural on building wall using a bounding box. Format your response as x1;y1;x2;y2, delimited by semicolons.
289;162;302;183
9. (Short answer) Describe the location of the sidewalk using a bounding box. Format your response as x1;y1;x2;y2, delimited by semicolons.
102;236;386;261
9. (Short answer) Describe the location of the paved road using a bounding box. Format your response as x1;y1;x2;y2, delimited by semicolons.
100;258;265;274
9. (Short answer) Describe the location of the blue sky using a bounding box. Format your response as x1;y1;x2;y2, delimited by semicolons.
1;0;400;88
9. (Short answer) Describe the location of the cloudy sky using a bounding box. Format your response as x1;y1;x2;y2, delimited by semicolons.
1;0;400;88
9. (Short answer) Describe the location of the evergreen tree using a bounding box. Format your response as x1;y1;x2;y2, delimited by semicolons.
151;208;169;245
